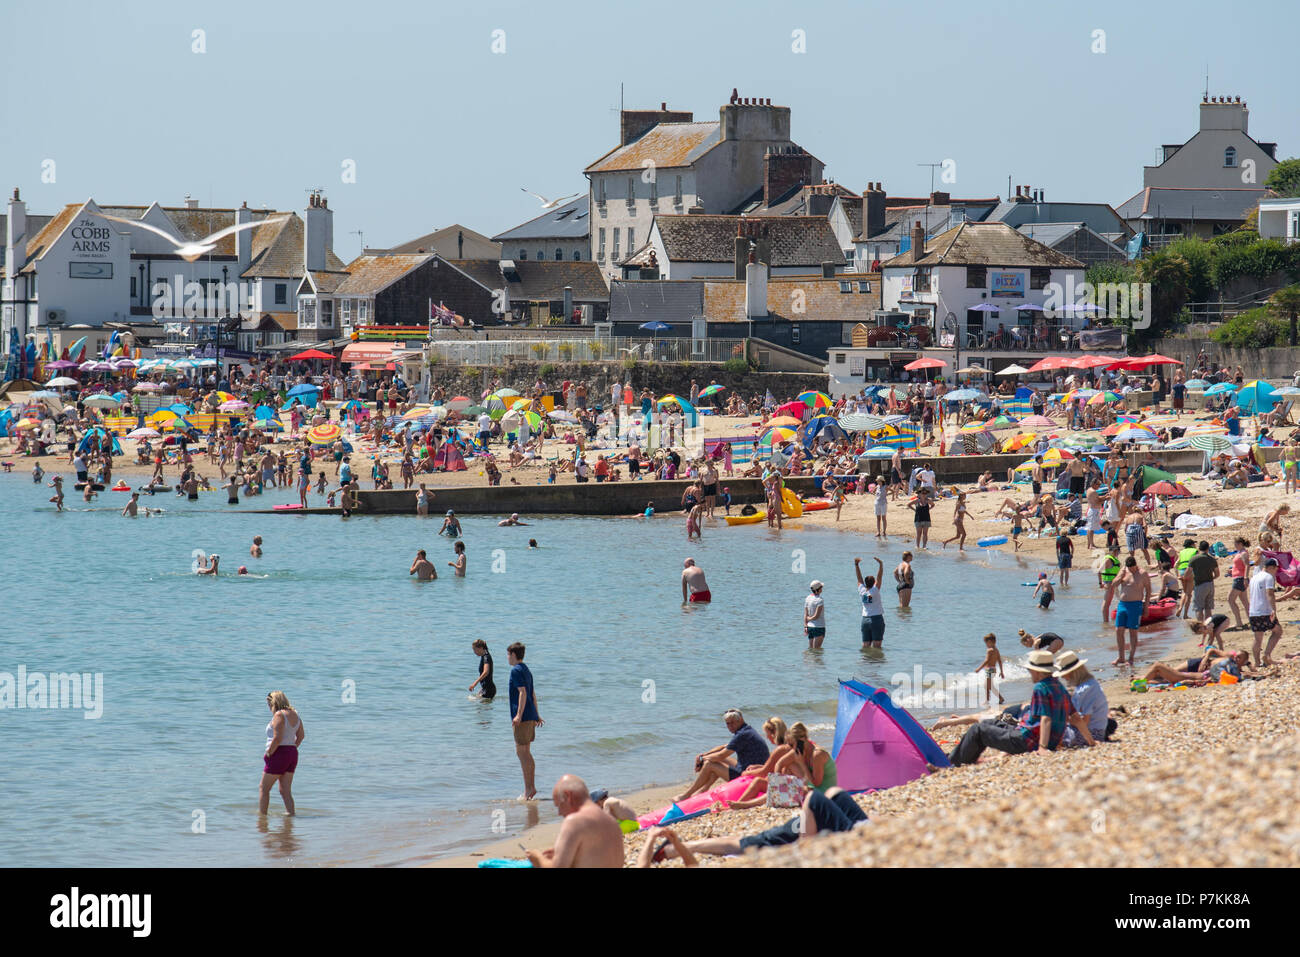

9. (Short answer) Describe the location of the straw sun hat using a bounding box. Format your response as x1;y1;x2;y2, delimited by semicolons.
1053;650;1087;677
1025;649;1057;675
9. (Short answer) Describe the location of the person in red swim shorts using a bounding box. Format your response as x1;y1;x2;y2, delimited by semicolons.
682;557;711;603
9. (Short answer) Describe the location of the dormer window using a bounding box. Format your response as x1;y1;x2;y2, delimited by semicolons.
1224;147;1237;168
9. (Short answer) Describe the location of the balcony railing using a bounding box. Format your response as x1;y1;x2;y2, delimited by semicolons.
427;337;748;366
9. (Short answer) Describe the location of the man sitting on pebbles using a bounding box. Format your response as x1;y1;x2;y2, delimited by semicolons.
945;649;1075;766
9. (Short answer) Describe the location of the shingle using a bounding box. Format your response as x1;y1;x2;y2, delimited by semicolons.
492;196;590;241
706;275;881;323
241;214;346;278
332;255;431;295
608;280;704;325
1115;187;1267;222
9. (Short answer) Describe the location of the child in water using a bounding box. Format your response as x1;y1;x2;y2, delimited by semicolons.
975;633;1005;706
1032;572;1055;610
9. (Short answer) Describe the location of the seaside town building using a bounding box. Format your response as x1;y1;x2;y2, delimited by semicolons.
584;93;824;282
492;196;590;263
1117;96;1278;245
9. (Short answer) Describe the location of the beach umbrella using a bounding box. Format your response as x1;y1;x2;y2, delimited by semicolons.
14;418;41;429
699;384;726;398
1069;355;1117;369
639;321;671;335
766;415;804;429
773;400;809;419
805;415;847;444
1116;427;1157;443
858;447;896;461
29;390;59;399
287;383;320;398
996;364;1029;376
524;410;544;432
958;420;992;433
1115;353;1183;370
1184;379;1210;389
1027;356;1075;373
1188;433;1233;453
166;403;193;415
253;405;277;420
657;394;688;408
760;427;798;445
1038;448;1075;463
500;408;525;431
1087;391;1122;405
797;390;833;409
1018;414;1058;428
903;356;946;371
1235;380;1277;414
548;410;578;423
402;405;434;420
111;357;138;369
445;395;471;412
82;394;120;408
127;427;161;439
1270;386;1300;397
837;413;888;432
219;400;249;412
339;398;365;411
953;366;989;376
495;388;521;398
943;388;986;402
1203;383;1236;396
985;415;1021;431
306;423;342;445
1146;480;1192;498
288;348;335;361
43;376;78;388
1004;432;1038;452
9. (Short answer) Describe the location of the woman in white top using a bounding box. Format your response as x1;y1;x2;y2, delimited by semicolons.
260;691;305;815
874;480;889;538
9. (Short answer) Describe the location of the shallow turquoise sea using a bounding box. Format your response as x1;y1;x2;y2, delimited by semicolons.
0;473;1190;865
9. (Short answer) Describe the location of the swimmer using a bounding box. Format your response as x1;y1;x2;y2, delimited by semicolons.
528;539;539;548
439;510;462;538
409;549;436;581
682;558;711;604
32;463;44;483
238;566;249;576
448;540;467;577
250;536;263;558
196;554;220;576
48;475;64;511
498;513;529;526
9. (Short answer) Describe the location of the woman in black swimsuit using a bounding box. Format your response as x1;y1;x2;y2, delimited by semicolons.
894;551;916;608
908;488;933;549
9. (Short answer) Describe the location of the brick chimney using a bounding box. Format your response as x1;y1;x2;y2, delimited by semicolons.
763;146;814;207
620;103;694;146
929;191;950;206
862;182;886;239
911;221;925;262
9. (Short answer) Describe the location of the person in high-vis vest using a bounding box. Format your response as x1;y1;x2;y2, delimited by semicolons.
1099;545;1123;621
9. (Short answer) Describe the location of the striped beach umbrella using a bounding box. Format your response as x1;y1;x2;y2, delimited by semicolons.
837;413;888;432
306;423;342;445
760;426;797;445
1188;433;1232;453
699;384;726;398
1087;391;1122;405
797;390;833;410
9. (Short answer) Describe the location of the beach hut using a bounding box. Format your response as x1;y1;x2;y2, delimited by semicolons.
831;679;950;791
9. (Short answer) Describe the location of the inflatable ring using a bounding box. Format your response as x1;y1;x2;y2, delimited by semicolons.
977;535;1008;547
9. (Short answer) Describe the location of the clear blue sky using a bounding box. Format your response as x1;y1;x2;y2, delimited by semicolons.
2;0;1296;260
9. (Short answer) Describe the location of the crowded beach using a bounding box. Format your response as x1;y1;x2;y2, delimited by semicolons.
4;344;1300;868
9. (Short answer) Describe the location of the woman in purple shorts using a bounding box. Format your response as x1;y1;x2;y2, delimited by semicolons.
260;690;305;815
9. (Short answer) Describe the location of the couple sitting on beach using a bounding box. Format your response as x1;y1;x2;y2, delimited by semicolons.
936;642;1113;768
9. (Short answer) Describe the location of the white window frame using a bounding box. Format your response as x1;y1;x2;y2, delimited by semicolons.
1224;146;1237;168
274;282;287;305
321;298;334;327
358;299;369;322
598;228;606;261
649;179;658;207
627;228;635;253
299;296;317;329
627;177;635;209
612;228;620;261
340;298;352;321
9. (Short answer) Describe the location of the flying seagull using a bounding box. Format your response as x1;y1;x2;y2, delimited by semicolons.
520;188;583;210
96;213;288;262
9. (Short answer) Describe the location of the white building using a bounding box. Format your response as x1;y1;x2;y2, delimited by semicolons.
880;221;1086;349
0;189;347;358
492;196;590;263
1258;197;1300;244
583;94;822;282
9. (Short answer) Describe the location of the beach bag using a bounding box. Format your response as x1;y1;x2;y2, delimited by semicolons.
765;774;808;808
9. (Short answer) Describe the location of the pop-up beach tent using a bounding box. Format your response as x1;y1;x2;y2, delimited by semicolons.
432;442;467;471
831;679;950;791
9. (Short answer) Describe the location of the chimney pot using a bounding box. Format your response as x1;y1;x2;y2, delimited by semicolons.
661;101;667;110
12;188;18;200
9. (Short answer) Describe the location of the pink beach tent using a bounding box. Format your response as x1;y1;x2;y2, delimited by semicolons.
831;679;950;790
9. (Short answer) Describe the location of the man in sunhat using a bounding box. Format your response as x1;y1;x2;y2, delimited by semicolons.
946;649;1075;766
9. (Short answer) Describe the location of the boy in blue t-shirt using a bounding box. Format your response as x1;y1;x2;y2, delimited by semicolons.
507;642;542;800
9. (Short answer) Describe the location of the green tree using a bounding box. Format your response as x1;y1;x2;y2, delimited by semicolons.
1165;238;1215;303
1211;306;1283;349
1264;157;1300;197
1269;284;1300;347
1134;251;1193;335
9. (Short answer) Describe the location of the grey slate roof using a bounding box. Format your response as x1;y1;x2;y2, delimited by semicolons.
492;196;590;242
880;221;1085;269
986;200;1129;236
858;204;995;242
1115;187;1267;222
608;280;705;325
448;258;608;302
241;214;347;278
1016;222;1127;255
654;214;843;266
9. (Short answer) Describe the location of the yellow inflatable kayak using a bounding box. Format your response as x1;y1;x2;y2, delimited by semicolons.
725;489;805;525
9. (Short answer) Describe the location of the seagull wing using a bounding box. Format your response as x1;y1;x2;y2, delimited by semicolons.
521;189;550;204
97;213;185;248
200;215;288;246
555;192;582;204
